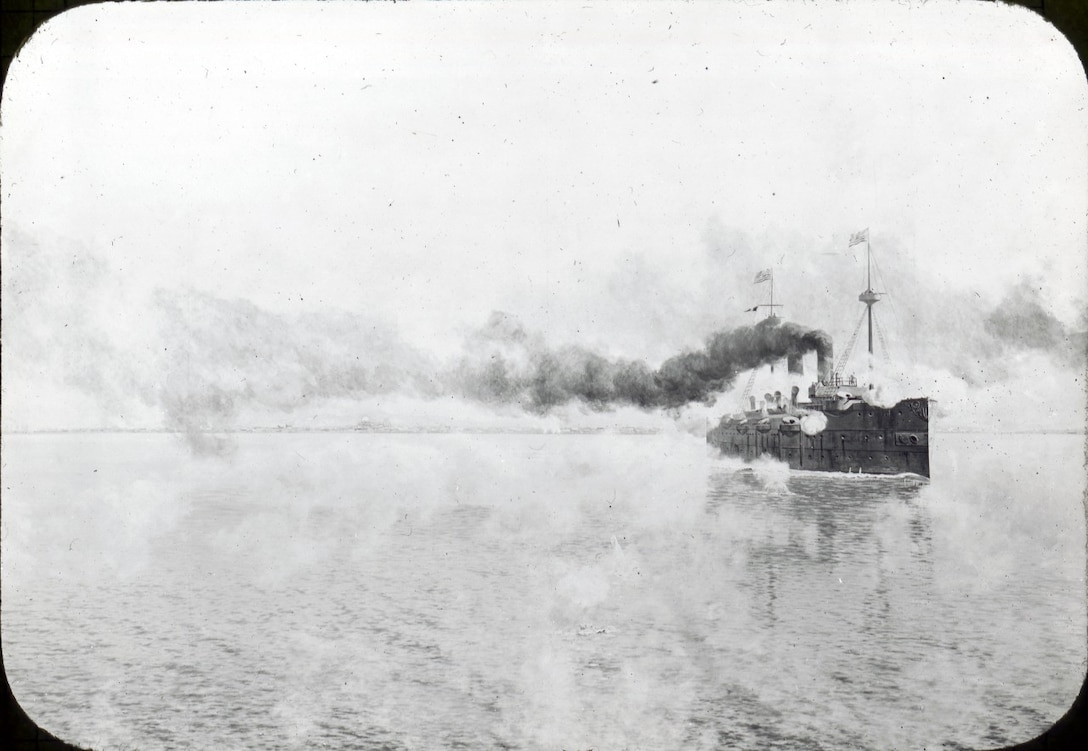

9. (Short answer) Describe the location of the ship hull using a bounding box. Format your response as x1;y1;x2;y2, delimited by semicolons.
707;398;930;477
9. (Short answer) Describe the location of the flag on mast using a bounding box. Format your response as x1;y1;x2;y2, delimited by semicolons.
849;228;869;246
753;268;772;284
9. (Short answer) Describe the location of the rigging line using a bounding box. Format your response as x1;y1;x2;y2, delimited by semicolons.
868;245;904;331
740;368;760;407
872;311;893;365
833;309;867;378
869;244;890;302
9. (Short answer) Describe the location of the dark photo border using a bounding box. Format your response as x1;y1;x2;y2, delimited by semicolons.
0;2;1084;750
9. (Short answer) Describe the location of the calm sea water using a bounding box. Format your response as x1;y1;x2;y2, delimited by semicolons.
1;430;1084;751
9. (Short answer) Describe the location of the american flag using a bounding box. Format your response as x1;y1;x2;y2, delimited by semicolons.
849;228;869;246
753;268;772;284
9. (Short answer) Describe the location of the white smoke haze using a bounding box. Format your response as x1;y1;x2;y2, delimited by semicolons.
749;455;793;493
5;424;1080;749
2;224;1084;445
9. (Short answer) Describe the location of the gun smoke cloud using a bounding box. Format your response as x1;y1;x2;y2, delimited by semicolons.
982;279;1086;369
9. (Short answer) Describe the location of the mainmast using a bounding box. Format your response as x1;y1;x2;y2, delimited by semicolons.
829;229;887;386
853;229;880;356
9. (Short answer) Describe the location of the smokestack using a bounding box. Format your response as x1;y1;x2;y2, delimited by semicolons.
749;395;756;411
787;354;803;375
817;342;833;383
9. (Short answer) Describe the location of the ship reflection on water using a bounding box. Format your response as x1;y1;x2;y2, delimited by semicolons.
707;464;934;631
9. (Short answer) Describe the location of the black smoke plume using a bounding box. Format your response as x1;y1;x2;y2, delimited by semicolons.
653;318;832;406
453;313;832;411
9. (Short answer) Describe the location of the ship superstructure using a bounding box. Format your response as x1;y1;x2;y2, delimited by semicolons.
707;231;930;477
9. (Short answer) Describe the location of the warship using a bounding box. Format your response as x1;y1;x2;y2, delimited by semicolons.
707;231;930;477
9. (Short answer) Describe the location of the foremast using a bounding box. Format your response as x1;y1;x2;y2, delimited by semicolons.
740;267;783;406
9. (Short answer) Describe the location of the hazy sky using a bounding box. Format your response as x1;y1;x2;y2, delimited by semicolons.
2;1;1085;431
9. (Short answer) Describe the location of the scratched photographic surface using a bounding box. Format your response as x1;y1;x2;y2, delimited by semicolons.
2;4;1084;750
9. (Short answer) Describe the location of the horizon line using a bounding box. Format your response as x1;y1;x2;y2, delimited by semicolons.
2;427;1085;437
